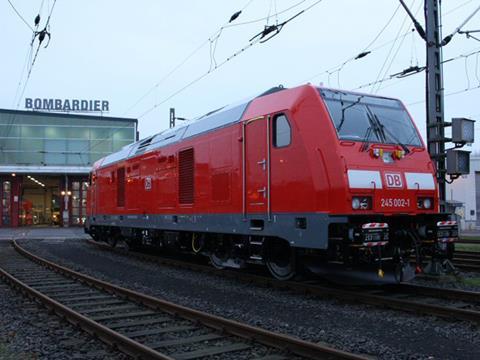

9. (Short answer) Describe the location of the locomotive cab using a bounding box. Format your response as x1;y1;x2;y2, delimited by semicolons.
307;88;457;282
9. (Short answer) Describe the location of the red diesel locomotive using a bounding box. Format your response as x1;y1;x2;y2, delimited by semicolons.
85;84;458;282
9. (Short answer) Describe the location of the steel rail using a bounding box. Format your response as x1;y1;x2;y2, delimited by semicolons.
453;251;480;271
9;240;364;360
456;239;480;244
86;239;480;324
0;259;172;360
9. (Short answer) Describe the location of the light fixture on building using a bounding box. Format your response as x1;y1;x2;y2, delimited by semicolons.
11;173;16;177
27;175;45;187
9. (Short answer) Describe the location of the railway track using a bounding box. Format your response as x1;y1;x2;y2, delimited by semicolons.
456;238;480;245
453;250;480;271
85;239;480;325
0;240;364;360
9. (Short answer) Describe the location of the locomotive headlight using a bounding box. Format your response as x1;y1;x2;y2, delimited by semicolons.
423;198;432;209
417;197;433;209
352;196;372;210
352;198;361;209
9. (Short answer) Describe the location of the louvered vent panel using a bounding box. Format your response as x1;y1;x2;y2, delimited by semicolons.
178;148;194;204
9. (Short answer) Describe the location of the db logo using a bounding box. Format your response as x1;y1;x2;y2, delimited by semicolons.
144;176;152;191
384;173;403;188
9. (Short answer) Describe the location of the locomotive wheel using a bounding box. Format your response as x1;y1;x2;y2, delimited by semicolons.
209;253;226;269
106;235;118;248
124;239;140;252
265;240;296;281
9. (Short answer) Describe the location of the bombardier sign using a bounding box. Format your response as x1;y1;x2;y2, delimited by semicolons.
25;98;109;113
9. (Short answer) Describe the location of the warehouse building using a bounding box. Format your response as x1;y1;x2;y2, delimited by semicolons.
446;156;479;230
0;108;137;227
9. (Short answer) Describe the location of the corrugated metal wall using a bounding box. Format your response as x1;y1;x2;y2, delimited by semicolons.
476;172;480;226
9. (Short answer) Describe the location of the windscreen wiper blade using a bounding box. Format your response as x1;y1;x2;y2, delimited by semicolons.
373;114;410;154
363;111;384;150
360;125;373;152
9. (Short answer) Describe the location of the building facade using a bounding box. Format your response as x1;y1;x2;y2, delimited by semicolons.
0;109;137;227
446;156;479;230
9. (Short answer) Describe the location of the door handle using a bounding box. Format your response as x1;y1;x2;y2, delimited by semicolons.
257;158;266;171
257;187;266;198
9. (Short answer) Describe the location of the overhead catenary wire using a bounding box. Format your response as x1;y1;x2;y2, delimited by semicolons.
15;0;57;110
122;0;260;117
380;48;480;91
362;3;402;53
301;1;471;89
442;3;480;46
353;47;480;90
3;0;58;143
371;0;421;94
300;29;414;85
222;0;310;28
137;0;324;120
123;0;317;117
460;29;480;43
11;0;47;108
407;84;480;106
6;0;34;31
88;0;326;157
444;0;474;17
299;3;404;87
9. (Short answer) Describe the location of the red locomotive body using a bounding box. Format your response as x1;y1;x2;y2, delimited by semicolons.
85;85;458;281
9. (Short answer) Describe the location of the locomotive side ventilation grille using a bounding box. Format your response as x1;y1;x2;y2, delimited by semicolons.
117;167;125;207
178;148;194;204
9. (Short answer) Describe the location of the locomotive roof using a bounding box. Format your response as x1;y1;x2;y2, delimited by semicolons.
97;86;287;169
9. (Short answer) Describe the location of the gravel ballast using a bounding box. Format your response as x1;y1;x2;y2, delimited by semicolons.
16;238;480;359
0;243;129;360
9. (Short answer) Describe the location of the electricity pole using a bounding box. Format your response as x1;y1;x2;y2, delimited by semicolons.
400;0;447;211
425;0;447;212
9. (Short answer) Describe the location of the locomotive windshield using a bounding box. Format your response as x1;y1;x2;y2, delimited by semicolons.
318;88;422;147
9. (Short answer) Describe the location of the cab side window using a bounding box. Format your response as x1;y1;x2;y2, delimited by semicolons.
273;114;291;147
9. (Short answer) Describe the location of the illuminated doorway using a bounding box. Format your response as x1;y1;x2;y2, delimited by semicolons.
20;175;61;226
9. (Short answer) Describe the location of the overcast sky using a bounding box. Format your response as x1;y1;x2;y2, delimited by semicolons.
1;0;480;152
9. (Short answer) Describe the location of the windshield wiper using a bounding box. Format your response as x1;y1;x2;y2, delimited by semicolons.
362;111;384;152
360;125;374;152
373;114;410;154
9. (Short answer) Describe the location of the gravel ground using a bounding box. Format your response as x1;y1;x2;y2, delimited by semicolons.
412;271;480;292
0;243;130;360
16;238;480;360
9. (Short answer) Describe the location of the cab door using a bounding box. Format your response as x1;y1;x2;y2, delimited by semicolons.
243;116;269;215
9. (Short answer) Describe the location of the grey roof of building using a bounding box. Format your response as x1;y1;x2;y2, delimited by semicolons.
0;108;138;124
